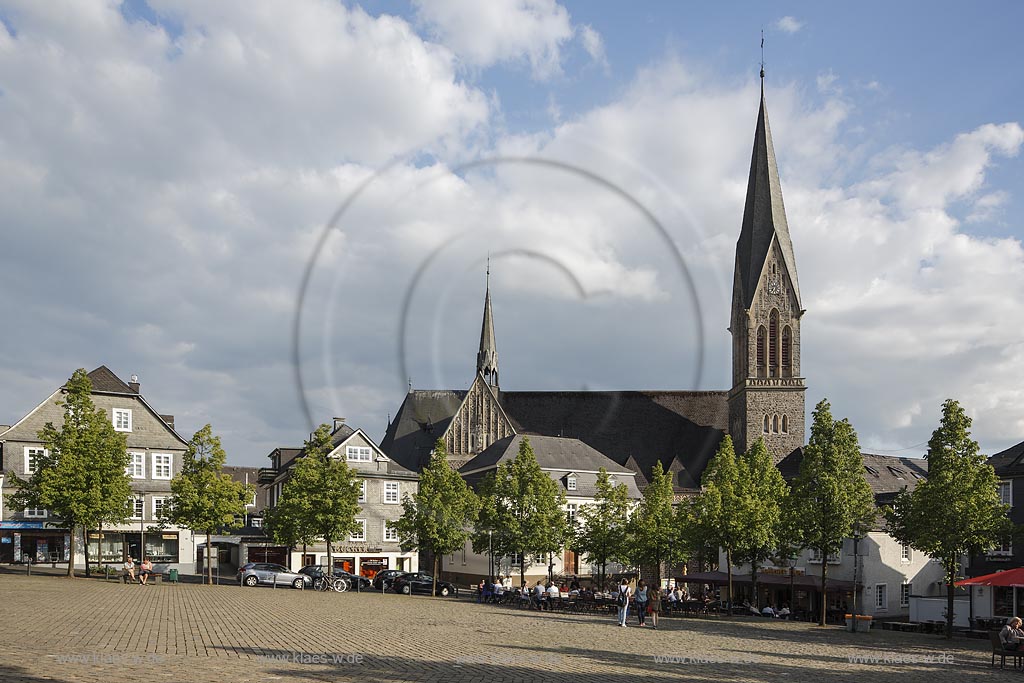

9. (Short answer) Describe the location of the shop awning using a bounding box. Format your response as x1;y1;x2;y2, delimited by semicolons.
955;567;1024;588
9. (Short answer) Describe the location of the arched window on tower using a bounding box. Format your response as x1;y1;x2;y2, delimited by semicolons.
782;326;792;378
769;310;779;377
782;415;789;433
773;415;780;433
763;415;770;433
756;326;767;378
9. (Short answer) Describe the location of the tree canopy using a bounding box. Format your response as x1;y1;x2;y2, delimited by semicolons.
571;467;631;589
9;368;132;577
885;399;1013;638
626;461;684;586
165;424;253;585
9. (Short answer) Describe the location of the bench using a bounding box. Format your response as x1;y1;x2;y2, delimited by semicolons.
989;630;1023;669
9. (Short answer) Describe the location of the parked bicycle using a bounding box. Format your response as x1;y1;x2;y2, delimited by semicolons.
313;574;348;592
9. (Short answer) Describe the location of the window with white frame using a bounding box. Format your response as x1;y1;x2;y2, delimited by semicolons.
129;496;144;520
358;480;367;503
24;507;47;518
991;540;1013;556
900;583;911;607
24;447;46;474
247;492;256;508
127;452;145;478
152;453;172;479
566;503;578;522
346;446;371;462
383;520;399;542
152;496;168;518
875;584;888;611
567;476;577;491
349;519;366;542
113;408;132;432
383;482;399;504
251;517;263;528
901;544;912;563
998;480;1012;507
809;548;840;564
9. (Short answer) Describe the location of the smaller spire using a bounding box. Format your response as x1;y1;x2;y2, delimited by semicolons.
477;261;499;388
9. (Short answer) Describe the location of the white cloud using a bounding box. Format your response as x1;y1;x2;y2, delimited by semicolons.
413;0;602;79
775;16;804;34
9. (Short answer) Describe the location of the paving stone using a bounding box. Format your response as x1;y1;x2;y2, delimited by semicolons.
0;573;1014;682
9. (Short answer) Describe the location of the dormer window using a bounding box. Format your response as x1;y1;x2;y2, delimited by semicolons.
567;476;577;492
865;465;880;477
887;467;905;480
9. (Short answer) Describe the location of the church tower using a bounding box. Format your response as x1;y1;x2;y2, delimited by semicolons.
728;76;806;461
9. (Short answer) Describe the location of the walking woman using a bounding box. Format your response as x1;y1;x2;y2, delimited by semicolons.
649;586;662;629
635;580;649;626
616;579;632;627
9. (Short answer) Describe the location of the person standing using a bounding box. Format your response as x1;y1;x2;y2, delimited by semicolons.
649;585;662;629
635;580;649;626
616;579;632;627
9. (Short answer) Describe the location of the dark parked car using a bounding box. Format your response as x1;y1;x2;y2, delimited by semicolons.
372;570;407;591
391;572;457;597
236;562;312;589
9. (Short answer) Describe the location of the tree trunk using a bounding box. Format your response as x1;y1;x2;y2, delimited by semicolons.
206;532;214;586
519;551;525;587
84;525;92;578
726;547;733;617
301;542;306;572
751;561;759;608
66;523;77;578
789;564;795;612
432;552;439;598
327;540;332;574
819;552;828;627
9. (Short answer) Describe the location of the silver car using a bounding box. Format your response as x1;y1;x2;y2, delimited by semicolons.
237;562;312;589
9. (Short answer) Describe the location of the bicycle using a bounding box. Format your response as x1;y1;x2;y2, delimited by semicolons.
313;574;348;592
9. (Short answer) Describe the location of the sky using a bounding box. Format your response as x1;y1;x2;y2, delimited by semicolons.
1;0;1022;467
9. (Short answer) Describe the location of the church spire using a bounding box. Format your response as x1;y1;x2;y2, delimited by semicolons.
733;77;802;311
477;259;499;388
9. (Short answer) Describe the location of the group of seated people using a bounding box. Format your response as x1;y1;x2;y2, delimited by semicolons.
744;600;791;618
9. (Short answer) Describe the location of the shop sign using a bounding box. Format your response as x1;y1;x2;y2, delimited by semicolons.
0;521;45;529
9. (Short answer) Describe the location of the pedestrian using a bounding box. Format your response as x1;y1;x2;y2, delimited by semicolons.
649;584;661;629
635;580;649;626
616;578;632;627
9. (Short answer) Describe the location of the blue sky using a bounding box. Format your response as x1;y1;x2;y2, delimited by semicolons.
0;0;1021;465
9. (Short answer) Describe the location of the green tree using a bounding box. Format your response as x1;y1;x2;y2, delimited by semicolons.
9;369;132;577
474;437;568;585
691;435;745;609
165;424;253;585
273;424;362;570
790;399;876;626
571;467;631;589
626;461;684;587
733;439;789;608
885;399;1013;639
391;439;479;597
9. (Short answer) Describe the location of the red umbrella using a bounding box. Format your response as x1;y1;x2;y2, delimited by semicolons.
955;567;1024;587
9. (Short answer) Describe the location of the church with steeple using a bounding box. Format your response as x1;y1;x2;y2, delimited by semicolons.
381;76;806;489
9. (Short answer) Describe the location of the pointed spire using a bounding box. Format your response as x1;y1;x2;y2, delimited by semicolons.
733;77;802;310
477;261;499;387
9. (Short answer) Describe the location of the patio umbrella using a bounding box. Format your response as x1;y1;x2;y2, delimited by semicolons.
955;567;1024;587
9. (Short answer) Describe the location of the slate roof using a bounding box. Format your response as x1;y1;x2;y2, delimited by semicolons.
777;449;928;501
733;86;802;310
500;390;729;490
83;365;135;394
458;434;642;499
379;390;467;472
989;439;1024;477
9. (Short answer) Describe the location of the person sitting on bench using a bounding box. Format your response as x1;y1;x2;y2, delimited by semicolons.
1000;617;1024;650
139;558;154;585
123;558;136;584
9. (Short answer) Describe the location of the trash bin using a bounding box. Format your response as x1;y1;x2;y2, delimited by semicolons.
845;614;854;632
168;568;179;584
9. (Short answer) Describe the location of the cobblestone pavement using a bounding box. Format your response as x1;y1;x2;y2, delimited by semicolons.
0;573;1016;682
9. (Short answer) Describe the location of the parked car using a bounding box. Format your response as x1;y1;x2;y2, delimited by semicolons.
237;562;313;589
391;572;457;597
372;570;407;591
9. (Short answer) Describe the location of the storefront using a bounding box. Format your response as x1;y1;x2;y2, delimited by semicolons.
0;523;70;563
246;545;288;566
359;557;388;579
86;531;180;563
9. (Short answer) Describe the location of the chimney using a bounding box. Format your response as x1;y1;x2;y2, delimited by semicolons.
160;415;175;430
129;374;141;394
332;417;346;433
